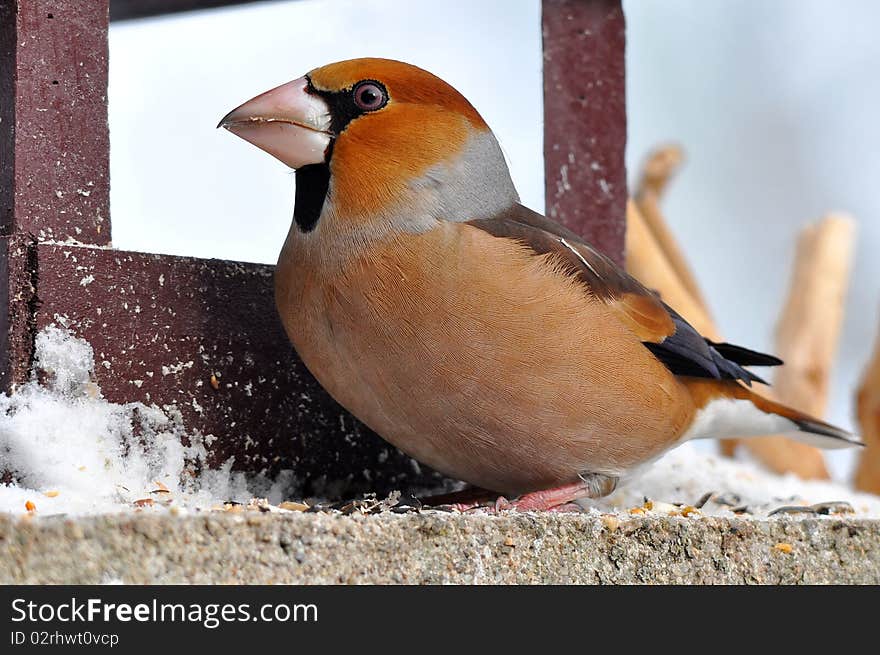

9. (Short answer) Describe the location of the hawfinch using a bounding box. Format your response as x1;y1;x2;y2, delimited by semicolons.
220;58;860;511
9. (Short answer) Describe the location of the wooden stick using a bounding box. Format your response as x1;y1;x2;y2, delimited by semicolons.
627;160;854;476
628;147;854;476
638;144;684;197
739;426;830;479
635;145;711;313
855;315;880;494
625;201;719;339
773;216;856;411
727;215;855;479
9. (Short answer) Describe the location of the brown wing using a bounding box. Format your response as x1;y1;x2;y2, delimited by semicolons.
466;204;779;385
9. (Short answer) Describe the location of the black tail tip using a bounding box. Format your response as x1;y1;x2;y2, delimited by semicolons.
793;418;864;450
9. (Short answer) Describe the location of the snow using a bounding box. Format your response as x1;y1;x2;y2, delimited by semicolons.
0;324;270;516
1;324;878;519
588;444;880;519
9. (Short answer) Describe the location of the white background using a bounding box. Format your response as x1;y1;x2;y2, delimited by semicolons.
108;0;880;480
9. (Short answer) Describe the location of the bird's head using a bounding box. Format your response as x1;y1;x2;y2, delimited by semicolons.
219;58;518;240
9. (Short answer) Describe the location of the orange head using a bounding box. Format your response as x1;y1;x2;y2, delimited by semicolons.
219;58;518;241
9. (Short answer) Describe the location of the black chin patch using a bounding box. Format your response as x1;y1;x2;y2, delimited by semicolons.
294;163;330;232
294;76;387;232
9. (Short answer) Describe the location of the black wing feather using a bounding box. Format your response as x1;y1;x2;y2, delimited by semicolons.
708;341;784;367
646;306;775;386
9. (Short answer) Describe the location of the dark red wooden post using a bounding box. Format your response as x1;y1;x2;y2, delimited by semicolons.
2;0;629;497
0;1;111;244
543;0;627;264
1;0;110;390
110;0;270;21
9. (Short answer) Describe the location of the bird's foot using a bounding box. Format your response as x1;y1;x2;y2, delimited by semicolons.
422;474;617;513
492;474;618;512
491;480;594;512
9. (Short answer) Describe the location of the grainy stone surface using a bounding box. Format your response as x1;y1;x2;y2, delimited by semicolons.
1;512;877;584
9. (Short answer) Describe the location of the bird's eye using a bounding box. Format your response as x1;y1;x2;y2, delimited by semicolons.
353;81;387;111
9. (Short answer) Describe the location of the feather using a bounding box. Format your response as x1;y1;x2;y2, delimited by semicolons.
467;203;779;386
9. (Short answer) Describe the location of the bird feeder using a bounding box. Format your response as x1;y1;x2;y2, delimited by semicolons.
0;0;627;496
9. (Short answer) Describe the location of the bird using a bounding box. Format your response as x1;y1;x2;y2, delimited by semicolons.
219;58;862;511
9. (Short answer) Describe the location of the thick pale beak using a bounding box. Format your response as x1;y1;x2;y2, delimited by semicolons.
218;76;333;169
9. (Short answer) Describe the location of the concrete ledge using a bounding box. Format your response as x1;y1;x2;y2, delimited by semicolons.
2;512;878;584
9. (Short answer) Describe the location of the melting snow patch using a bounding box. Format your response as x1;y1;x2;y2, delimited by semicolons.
0;325;289;516
587;443;880;519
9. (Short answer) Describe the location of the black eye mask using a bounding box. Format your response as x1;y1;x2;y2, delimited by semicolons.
305;76;389;136
293;78;389;232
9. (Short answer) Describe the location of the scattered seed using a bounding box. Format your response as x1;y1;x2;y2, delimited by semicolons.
279;501;309;512
247;498;272;513
713;493;741;507
426;504;457;513
768;500;855;516
601;515;620;531
652;501;681;514
811;501;854;516
768;505;814;516
694;491;715;509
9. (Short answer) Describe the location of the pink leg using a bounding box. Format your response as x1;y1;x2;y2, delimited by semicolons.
422;474;617;513
495;474;618;512
493;480;594;512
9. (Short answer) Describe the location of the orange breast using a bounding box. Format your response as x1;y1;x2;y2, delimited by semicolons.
275;221;698;494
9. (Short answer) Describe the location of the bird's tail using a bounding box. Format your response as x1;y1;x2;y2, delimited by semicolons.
683;380;863;449
742;387;862;449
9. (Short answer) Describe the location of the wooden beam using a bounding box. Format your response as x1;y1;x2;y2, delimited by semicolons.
0;1;110;244
110;0;283;22
542;0;627;263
